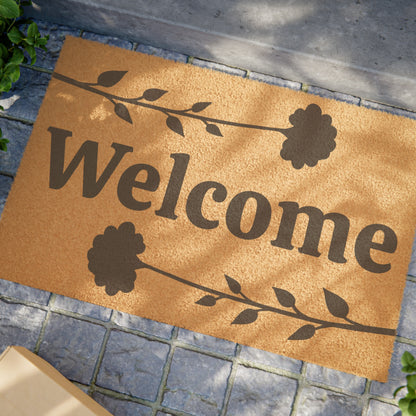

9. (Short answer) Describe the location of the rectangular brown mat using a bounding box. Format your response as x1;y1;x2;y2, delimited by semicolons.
1;36;416;381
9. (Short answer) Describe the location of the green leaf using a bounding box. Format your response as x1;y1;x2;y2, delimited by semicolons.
0;75;12;92
25;44;36;63
5;64;19;82
402;352;416;373
0;138;9;152
27;21;38;38
0;0;20;19
0;44;8;60
7;26;23;44
408;375;416;392
9;47;24;65
409;399;416;416
399;397;411;413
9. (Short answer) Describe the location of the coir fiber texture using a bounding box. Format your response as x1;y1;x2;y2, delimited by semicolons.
1;37;416;381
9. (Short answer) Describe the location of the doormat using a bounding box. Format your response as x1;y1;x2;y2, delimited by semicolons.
1;37;416;381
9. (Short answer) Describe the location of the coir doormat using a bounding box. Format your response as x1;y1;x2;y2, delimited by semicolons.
1;37;416;381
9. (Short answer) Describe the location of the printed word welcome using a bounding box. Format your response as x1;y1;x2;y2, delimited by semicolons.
48;127;398;274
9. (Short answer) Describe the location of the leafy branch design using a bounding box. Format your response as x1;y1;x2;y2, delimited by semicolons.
87;222;396;341
52;70;337;169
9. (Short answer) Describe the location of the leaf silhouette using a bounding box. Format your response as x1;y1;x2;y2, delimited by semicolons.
166;116;184;136
323;288;349;319
232;309;258;325
206;124;223;137
273;287;295;308
225;275;241;294
97;70;127;87
114;103;133;124
191;102;211;112
288;324;316;340
195;295;217;306
143;88;168;101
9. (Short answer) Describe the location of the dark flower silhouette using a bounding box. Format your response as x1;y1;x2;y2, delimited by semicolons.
87;222;395;340
87;222;145;295
280;104;337;169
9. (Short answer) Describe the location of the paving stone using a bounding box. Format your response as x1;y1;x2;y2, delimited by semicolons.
112;311;173;339
308;86;360;105
97;330;169;401
0;175;13;217
370;341;416;399
0;279;50;305
408;234;416;277
156;413;174;416
177;328;236;355
226;365;297;416
32;20;81;70
239;345;302;373
0;67;51;122
53;295;112;321
360;100;416;119
397;280;416;340
296;386;362;416
0;299;46;353
82;31;133;50
192;58;246;77
366;399;400;416
136;44;188;63
162;348;232;416
305;363;366;394
248;72;301;90
92;392;152;416
0;119;32;176
38;313;106;384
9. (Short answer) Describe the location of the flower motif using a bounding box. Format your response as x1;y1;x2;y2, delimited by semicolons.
87;222;145;295
280;104;337;169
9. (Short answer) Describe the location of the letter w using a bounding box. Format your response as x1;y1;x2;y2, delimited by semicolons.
48;127;133;198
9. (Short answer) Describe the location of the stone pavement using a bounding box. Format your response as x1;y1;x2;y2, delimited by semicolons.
1;20;416;416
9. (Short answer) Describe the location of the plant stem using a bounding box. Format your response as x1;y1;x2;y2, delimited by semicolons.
52;72;287;134
141;262;395;337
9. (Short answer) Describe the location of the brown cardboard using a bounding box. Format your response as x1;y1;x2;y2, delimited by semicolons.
0;36;416;381
0;346;112;416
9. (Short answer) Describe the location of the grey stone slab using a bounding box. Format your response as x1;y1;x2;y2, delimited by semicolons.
192;58;246;77
366;400;400;416
0;119;32;176
92;392;152;416
26;0;416;110
97;330;169;401
296;386;362;416
409;234;416;277
307;86;360;105
305;363;366;394
112;311;173;339
226;365;297;416
0;175;13;217
38;313;106;384
0;279;50;305
370;342;416;399
0;67;51;122
157;413;174;416
248;72;301;90
361;100;416;119
177;328;236;356
32;20;81;70
239;345;302;373
162;348;232;416
136;44;188;63
82;31;133;50
0;299;47;353
53;295;112;321
397;281;416;340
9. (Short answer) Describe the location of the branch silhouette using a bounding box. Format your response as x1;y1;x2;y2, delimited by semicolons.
52;70;338;169
87;222;396;341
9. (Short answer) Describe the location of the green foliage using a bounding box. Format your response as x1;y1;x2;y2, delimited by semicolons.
394;352;416;416
0;0;49;151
